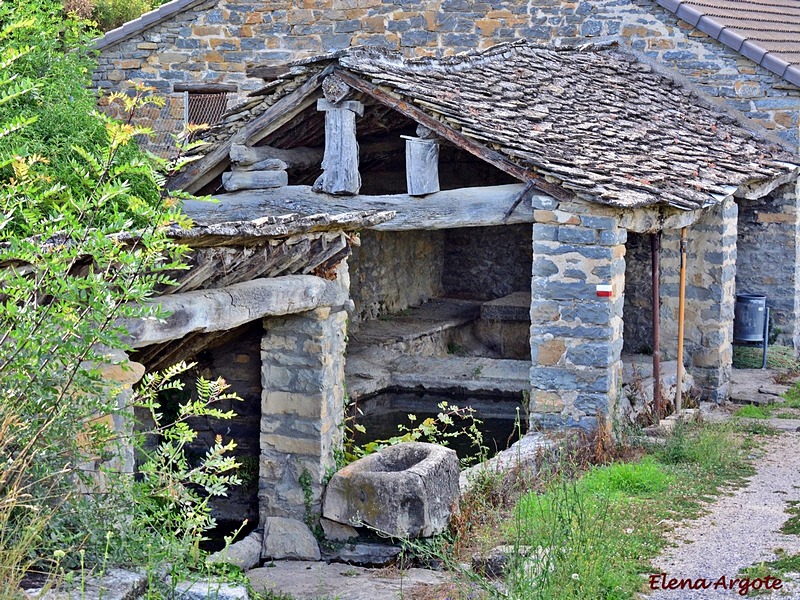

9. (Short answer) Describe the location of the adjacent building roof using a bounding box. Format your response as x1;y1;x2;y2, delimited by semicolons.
656;0;800;87
186;41;797;211
94;0;205;50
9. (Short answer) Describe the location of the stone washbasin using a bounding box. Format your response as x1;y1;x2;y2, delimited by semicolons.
322;442;460;538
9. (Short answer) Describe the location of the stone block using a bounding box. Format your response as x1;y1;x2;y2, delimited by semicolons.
262;517;321;560
207;530;263;570
557;225;596;245
323;442;459;538
321;516;358;541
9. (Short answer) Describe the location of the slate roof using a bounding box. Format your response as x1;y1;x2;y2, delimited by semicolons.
192;41;798;210
656;0;800;87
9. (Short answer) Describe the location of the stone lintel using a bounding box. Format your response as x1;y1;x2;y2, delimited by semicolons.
125;275;347;348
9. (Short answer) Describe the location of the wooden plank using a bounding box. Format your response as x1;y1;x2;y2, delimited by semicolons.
189;183;542;231
333;68;573;203
404;137;439;196
173;83;238;93
246;65;294;80
168;66;333;194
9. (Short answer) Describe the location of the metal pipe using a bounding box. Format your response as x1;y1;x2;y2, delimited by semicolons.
675;227;688;416
651;232;661;419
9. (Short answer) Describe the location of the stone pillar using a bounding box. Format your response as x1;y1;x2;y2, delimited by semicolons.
659;197;738;402
735;181;800;348
259;306;347;524
529;206;626;431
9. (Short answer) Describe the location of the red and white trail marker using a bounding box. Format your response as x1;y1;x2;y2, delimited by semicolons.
596;284;613;298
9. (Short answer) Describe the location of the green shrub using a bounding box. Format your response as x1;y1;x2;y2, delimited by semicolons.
92;0;159;32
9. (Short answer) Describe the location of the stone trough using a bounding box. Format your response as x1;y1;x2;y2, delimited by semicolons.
322;442;460;538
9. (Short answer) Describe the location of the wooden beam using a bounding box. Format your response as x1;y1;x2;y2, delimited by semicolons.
229;140;402;172
173;83;238;93
246;65;294;81
189;183;543;231
333;68;573;203
168;66;333;194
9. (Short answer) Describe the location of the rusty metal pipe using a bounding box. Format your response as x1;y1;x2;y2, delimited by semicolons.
675;227;688;416
651;232;661;419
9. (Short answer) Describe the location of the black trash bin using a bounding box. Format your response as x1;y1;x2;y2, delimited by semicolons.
733;293;769;368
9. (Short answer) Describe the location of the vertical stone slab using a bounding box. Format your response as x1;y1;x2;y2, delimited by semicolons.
529;203;626;431
259;306;347;524
735;181;800;348
659;197;737;402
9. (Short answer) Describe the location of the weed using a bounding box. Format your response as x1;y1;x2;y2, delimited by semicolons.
414;420;757;600
781;501;800;535
734;404;772;419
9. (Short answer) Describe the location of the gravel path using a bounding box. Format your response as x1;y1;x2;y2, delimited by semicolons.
649;432;800;599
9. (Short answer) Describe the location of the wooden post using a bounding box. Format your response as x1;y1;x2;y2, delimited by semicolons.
403;135;439;196
651;231;661;419
313;98;364;196
675;227;688;416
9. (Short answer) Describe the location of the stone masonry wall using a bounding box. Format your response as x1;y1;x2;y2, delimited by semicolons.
659;198;738;402
736;181;800;348
529;199;626;430
94;0;800;153
442;224;532;301
622;231;654;355
188;323;263;523
348;229;444;323
259;306;347;524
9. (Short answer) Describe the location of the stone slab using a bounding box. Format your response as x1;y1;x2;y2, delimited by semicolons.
124;276;346;348
263;517;321;561
248;562;446;600
173;580;248;600
730;368;790;406
480;292;532;322
25;569;147;600
207;530;263;571
347;298;482;350
321;542;402;566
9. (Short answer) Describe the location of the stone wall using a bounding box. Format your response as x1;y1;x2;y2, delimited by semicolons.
529;199;626;430
93;0;800;153
623;231;654;355
442;225;532;301
736;181;800;347
659;198;738;402
348;229;444;323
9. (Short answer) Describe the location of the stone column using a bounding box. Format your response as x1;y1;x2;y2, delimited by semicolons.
529;206;626;431
259;305;347;552
659;197;737;402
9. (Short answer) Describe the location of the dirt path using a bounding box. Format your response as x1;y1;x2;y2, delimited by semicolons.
649;431;800;599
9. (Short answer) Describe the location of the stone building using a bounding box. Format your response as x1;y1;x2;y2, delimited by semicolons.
117;41;798;558
92;0;800;150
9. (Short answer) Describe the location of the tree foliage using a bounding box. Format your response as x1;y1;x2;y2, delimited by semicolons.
0;4;241;590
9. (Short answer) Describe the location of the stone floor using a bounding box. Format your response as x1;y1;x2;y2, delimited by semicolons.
730;367;790;406
247;562;447;600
